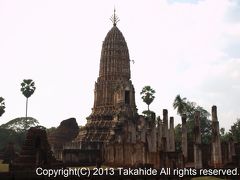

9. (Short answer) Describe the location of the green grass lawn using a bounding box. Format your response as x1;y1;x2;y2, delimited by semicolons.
0;163;9;172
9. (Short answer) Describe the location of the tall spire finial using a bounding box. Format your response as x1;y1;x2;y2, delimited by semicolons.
110;8;120;26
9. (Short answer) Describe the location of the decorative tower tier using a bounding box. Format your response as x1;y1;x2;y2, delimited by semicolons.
75;11;137;143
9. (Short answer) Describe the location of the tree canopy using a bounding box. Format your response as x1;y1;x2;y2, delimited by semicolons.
173;95;187;116
0;117;39;133
229;118;240;142
140;86;156;111
0;117;41;152
20;79;36;125
20;79;36;98
0;97;6;117
173;95;212;146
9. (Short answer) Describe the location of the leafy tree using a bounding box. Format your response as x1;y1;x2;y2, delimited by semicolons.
220;127;225;136
142;110;156;122
0;117;39;133
229;118;240;142
174;124;182;151
173;95;187;116
0;117;42;152
20;79;36;121
46;127;57;135
220;127;233;142
140;86;155;112
0;97;6;117
173;96;212;144
0;128;20;151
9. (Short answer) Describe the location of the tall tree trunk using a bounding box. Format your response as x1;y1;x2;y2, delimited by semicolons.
26;98;28;120
148;105;149;112
25;98;28;130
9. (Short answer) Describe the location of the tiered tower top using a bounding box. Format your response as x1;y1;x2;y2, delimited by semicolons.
99;11;130;81
75;10;137;142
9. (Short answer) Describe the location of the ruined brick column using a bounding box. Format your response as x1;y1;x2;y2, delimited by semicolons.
228;141;232;162
228;137;236;162
211;105;222;168
163;109;169;151
157;117;163;151
148;113;157;152
169;117;175;152
181;114;187;162
194;111;202;169
231;139;236;156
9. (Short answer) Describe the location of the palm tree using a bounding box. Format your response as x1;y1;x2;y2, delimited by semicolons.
21;79;36;120
140;86;156;111
173;94;187;116
0;97;6;117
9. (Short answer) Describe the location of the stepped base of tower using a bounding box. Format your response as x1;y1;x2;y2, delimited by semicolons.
74;119;117;142
63;112;137;166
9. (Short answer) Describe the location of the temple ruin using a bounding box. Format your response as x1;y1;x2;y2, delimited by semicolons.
13;127;60;170
46;11;240;169
53;11;183;168
181;114;188;162
194;111;202;169
211;105;222;168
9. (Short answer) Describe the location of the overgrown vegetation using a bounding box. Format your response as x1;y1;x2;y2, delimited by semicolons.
0;117;41;152
220;118;240;142
173;95;240;151
0;79;37;152
140;86;156;119
0;97;5;117
173;95;212;149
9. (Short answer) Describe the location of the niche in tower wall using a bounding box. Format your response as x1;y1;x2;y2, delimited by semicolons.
125;90;130;104
35;136;41;148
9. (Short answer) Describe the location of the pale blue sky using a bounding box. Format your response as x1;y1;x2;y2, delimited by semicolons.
0;0;239;130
